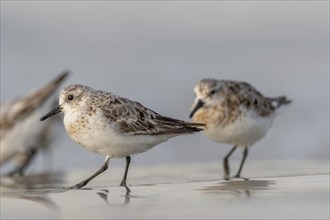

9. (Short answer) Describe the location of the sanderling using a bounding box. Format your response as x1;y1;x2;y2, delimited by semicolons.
0;71;69;176
40;84;204;189
190;78;291;180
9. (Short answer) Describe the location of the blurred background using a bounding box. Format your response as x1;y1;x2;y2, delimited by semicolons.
1;1;329;173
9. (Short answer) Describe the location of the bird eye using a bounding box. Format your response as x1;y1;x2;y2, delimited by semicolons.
68;95;74;100
209;90;216;95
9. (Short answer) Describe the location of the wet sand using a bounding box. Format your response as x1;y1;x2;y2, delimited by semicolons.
1;160;329;219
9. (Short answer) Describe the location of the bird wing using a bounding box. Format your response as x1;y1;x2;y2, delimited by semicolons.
100;96;204;136
221;81;276;116
0;71;69;135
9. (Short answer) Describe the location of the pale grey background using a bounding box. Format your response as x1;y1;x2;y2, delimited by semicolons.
1;1;329;172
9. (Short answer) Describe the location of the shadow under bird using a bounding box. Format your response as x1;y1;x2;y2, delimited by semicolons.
0;71;70;176
40;84;204;189
190;78;291;180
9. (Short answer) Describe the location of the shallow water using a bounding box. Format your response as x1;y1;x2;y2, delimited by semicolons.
1;160;329;219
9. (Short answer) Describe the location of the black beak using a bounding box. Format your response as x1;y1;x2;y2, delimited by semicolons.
189;100;204;118
40;105;62;121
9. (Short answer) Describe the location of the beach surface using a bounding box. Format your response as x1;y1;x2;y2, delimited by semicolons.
1;160;329;219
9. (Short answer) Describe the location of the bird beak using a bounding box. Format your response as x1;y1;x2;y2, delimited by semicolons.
189;100;204;118
40;105;62;121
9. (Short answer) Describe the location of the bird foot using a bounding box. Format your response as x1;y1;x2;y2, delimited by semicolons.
232;174;249;181
64;181;88;189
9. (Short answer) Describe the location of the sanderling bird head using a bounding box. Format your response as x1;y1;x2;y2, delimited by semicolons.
40;84;93;121
190;78;222;118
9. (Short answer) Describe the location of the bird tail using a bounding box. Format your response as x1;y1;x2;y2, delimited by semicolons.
182;122;205;133
154;115;205;135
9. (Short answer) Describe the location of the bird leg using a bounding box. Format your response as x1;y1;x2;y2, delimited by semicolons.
233;147;249;180
7;148;37;176
223;146;237;180
66;156;111;189
120;156;131;188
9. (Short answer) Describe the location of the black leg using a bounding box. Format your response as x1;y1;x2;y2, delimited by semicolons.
233;147;248;179
120;156;131;187
223;146;237;180
7;148;37;176
66;156;111;189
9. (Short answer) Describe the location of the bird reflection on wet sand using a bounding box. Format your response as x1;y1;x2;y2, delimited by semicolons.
0;172;132;208
87;186;131;206
0;172;64;191
0;172;64;210
199;179;275;198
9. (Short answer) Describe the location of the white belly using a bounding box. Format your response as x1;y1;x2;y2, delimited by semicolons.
75;128;171;158
0;108;50;163
204;113;274;147
64;110;173;158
